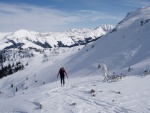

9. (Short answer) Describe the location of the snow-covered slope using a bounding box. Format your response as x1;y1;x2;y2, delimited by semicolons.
0;25;113;49
0;75;150;113
0;7;150;113
64;6;150;76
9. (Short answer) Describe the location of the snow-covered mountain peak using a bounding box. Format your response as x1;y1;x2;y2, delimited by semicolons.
69;28;91;33
116;6;150;30
64;6;150;76
136;6;150;14
5;29;39;46
95;24;114;32
11;29;32;37
0;25;114;49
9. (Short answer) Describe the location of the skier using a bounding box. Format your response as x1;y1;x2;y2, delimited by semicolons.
57;67;68;86
102;64;109;81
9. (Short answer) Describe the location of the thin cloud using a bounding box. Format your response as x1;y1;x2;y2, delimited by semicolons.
0;3;79;32
0;3;78;24
0;3;122;32
77;10;123;22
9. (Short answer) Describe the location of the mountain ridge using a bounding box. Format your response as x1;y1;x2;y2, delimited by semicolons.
0;24;114;50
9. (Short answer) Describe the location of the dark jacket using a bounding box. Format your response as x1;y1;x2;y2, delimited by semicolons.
57;68;68;78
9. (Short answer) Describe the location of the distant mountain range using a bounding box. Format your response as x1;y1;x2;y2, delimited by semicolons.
0;24;114;50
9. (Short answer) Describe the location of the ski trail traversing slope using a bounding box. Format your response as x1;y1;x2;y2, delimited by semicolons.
31;76;136;113
0;75;150;113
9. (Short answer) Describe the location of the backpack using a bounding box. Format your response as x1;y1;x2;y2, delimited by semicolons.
60;68;65;76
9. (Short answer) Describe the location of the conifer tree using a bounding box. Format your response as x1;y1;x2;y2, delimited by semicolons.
11;83;14;88
0;69;3;78
12;62;15;67
8;67;13;75
16;87;18;92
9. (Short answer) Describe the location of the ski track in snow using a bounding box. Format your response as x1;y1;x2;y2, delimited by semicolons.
0;75;150;113
27;76;147;113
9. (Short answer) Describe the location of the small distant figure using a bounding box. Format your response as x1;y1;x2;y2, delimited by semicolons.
11;83;14;88
98;64;101;69
128;66;131;72
57;67;68;86
102;64;109;81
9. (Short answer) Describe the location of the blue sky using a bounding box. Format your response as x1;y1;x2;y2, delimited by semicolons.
0;0;149;32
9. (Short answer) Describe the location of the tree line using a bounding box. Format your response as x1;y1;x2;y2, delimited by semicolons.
0;61;25;79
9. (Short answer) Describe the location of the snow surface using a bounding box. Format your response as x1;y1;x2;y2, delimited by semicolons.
0;6;150;113
0;75;150;113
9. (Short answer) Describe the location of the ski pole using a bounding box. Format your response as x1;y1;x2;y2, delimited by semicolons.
57;76;59;85
67;77;69;85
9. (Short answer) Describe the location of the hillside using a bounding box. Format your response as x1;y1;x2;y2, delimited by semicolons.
0;6;150;113
64;6;150;76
